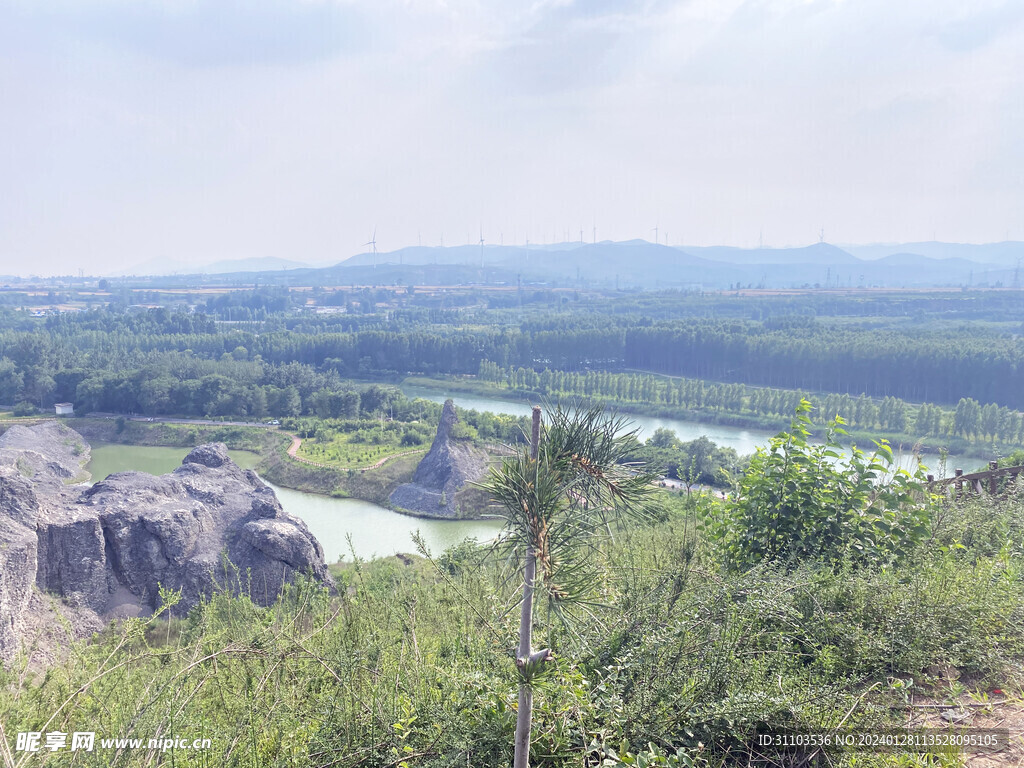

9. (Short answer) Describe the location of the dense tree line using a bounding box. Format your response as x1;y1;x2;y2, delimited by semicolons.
619;322;1024;408
10;313;1021;409
478;363;1024;444
2;303;1024;422
624;430;742;487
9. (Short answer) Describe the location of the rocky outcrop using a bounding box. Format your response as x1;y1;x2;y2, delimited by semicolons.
0;425;331;663
0;515;38;660
0;421;91;488
389;399;489;518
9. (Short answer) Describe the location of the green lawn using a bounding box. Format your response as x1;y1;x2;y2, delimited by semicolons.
296;433;422;468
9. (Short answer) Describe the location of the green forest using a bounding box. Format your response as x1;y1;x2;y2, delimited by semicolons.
0;295;1022;406
2;289;1023;458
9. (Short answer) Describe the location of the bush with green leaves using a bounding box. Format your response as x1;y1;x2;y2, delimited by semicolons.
715;399;932;569
998;448;1024;468
12;400;37;416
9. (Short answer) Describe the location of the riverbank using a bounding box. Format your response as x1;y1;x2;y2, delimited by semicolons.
259;441;420;506
69;417;495;518
69;417;410;502
402;375;1009;462
83;442;504;562
70;417;274;453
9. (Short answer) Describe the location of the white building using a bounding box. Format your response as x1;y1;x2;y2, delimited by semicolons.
54;403;74;416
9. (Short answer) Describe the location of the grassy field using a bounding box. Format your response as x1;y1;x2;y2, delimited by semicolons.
59;419;422;507
294;432;422;469
259;441;421;506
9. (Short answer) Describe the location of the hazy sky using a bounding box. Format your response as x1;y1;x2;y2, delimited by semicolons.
1;0;1022;275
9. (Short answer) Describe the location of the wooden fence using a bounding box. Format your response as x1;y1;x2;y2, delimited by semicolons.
928;462;1024;496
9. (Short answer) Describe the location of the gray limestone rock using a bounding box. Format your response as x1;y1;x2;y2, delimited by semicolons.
0;425;332;663
0;421;91;488
0;516;38;660
0;467;41;528
389;399;489;518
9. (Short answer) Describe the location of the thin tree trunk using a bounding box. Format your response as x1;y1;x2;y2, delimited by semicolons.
513;406;542;768
514;548;536;768
530;405;541;462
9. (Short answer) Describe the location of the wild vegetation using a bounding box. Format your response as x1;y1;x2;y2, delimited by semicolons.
3;406;1023;766
283;403;531;470
471;364;1024;452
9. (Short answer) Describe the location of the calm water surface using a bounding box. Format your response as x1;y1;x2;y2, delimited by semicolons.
87;384;982;563
86;443;501;561
401;385;978;474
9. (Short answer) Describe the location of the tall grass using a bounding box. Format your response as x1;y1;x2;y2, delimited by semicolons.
3;488;1024;766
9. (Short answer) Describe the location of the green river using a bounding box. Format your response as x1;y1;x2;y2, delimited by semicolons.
86;444;502;562
401;385;977;474
86;390;982;562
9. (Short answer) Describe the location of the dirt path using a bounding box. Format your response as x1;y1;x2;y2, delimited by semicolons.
285;434;425;472
907;693;1024;767
357;448;426;470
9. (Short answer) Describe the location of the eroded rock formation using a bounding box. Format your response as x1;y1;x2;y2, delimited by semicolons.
0;422;331;663
389;399;489;517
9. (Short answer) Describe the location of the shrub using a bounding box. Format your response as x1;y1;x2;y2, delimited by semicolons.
12;400;36;416
715;400;931;569
998;448;1024;468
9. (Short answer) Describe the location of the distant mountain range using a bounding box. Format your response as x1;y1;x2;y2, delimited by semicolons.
110;256;312;277
681;243;861;266
841;241;1024;265
114;240;1024;291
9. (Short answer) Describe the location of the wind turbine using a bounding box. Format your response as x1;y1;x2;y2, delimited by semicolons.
364;228;378;269
478;227;485;268
652;225;659;245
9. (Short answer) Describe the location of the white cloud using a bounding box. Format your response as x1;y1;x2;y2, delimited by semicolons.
0;0;1021;273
